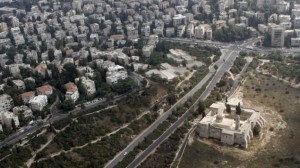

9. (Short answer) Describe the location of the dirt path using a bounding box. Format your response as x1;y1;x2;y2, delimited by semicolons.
35;110;150;163
24;105;119;167
256;59;300;89
175;70;196;89
26;133;55;167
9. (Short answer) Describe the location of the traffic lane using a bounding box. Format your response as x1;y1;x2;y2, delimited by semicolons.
127;108;191;168
105;72;215;168
106;49;236;167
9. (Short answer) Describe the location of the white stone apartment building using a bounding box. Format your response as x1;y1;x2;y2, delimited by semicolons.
106;70;128;85
186;23;194;38
75;77;96;95
0;111;19;128
294;17;300;28
13;105;33;120
64;82;79;102
271;26;285;47
29;95;48;111
177;25;186;37
0;94;14;111
173;14;186;27
291;37;300;47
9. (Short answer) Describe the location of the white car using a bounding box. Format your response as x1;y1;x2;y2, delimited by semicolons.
123;152;128;156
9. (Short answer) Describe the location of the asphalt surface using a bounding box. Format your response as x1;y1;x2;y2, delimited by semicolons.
0;86;138;149
161;37;300;55
126;47;239;168
0;70;146;149
104;69;215;168
105;45;239;168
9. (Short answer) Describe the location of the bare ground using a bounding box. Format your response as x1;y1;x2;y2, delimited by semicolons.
179;73;300;168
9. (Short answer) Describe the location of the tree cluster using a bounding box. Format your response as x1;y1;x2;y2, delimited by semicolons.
213;26;251;42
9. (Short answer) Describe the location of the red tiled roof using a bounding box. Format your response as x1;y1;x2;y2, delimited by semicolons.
36;84;52;94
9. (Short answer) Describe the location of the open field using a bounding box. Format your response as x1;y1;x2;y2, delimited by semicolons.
179;72;300;168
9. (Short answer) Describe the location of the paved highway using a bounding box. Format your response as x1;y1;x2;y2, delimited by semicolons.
104;70;215;168
125;37;278;167
126;46;239;168
162;37;300;55
105;45;239;168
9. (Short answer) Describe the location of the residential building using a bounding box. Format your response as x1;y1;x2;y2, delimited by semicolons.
19;91;35;104
294;17;300;28
173;14;186;27
29;95;48;111
0;94;14;111
291;37;300;47
271;27;285;47
142;45;155;57
106;70;128;85
36;84;53;96
12;80;25;90
6;64;30;77
0;111;19;128
75;77;96;95
165;27;175;37
12;105;33;120
177;25;186;37
206;28;213;40
186;23;194;38
64;82;79;102
195;25;205;39
258;24;268;33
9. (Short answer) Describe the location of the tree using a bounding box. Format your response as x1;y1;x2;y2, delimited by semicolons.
77;79;87;97
47;64;60;80
59;100;75;111
48;49;55;61
112;78;137;94
6;47;17;61
263;33;271;47
11;119;17;131
166;93;176;105
60;63;79;83
20;67;33;78
80;103;85;109
198;101;206;116
226;104;231;113
94;71;102;88
6;32;15;45
13;95;23;106
78;58;88;66
236;103;241;115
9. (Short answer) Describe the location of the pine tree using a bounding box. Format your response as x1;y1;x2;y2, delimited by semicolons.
11;119;17;131
226;104;231;113
236;102;241;115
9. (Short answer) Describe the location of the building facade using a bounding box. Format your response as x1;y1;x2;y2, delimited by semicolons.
0;94;14;111
197;102;265;149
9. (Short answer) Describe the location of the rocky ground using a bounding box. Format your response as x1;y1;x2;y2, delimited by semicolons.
179;72;300;168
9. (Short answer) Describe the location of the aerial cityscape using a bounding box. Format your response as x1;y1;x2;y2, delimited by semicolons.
0;0;299;167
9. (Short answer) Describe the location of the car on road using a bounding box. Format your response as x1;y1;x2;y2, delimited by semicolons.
124;152;128;156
